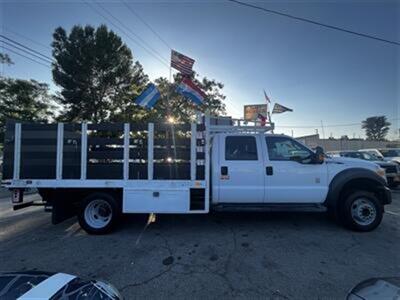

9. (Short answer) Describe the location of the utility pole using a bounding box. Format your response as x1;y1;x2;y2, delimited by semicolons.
320;120;325;139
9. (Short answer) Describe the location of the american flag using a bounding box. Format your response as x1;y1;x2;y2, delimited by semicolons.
171;50;195;75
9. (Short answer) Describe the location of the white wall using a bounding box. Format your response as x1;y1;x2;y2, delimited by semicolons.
296;135;398;151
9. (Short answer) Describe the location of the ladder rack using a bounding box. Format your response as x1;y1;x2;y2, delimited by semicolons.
208;116;274;134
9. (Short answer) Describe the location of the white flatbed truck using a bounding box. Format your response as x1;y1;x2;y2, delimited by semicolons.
1;116;392;234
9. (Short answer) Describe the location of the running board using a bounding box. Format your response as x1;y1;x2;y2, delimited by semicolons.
212;203;327;212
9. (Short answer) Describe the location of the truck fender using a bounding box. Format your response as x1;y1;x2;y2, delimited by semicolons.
324;168;389;209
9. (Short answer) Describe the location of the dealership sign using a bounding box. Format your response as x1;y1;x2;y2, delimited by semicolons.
244;104;268;121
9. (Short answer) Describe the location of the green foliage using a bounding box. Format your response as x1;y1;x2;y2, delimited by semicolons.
3;24;226;128
0;78;56;140
136;72;226;124
0;53;13;65
362;116;391;141
109;61;149;122
52;24;148;123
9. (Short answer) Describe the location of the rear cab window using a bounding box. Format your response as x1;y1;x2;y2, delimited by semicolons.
225;136;258;160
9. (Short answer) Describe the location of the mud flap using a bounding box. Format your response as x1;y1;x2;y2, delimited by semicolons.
52;198;76;225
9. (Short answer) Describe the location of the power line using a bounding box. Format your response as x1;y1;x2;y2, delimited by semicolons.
0;34;53;61
0;39;53;64
121;0;172;50
3;27;52;51
1;46;51;68
96;2;169;64
228;0;400;46
84;1;169;68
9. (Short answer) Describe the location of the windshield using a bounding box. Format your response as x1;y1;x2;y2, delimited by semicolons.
379;149;400;157
359;152;379;161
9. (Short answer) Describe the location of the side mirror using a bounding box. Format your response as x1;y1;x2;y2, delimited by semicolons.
313;146;325;164
315;146;324;155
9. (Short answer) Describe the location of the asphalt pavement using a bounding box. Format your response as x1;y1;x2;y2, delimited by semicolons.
0;190;399;299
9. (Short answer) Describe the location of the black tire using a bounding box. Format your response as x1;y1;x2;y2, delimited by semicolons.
340;191;383;232
77;192;120;234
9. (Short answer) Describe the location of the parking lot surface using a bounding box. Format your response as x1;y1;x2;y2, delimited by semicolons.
1;190;399;299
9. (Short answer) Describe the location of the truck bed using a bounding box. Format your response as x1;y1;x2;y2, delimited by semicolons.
2;121;206;182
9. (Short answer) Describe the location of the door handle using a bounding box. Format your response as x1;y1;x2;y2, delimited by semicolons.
221;166;228;175
266;166;273;176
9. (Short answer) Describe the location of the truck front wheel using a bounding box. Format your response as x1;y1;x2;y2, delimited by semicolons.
78;193;120;234
341;191;383;232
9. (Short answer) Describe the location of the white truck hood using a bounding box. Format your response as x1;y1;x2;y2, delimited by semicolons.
383;156;400;164
326;156;380;172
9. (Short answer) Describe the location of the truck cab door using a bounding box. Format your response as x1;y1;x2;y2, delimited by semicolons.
216;134;264;204
263;136;328;203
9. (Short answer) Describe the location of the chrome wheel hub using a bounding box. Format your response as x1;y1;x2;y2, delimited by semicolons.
351;198;376;226
84;199;112;229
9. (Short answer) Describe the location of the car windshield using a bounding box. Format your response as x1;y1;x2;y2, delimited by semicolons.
379;149;400;157
359;152;378;161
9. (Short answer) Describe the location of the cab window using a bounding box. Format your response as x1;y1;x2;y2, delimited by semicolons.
266;136;312;161
225;136;258;160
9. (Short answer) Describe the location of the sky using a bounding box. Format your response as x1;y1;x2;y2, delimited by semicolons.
1;0;399;139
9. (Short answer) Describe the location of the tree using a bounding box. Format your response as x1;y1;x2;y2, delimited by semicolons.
362;116;391;141
0;53;13;65
109;61;149;122
0;78;56;140
52;25;147;122
135;72;226;124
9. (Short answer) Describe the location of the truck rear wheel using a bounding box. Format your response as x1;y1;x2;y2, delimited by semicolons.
78;193;120;234
341;191;383;232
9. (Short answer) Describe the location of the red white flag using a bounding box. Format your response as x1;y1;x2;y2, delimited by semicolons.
258;113;267;126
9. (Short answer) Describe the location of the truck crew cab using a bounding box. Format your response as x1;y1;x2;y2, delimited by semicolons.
1;116;392;234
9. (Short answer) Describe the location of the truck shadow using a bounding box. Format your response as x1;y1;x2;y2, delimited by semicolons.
118;210;338;234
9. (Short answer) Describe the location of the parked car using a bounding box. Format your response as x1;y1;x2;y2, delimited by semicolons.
346;277;400;300
359;148;400;165
327;150;400;188
0;271;122;299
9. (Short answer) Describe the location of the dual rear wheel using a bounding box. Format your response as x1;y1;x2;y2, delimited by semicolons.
77;193;120;234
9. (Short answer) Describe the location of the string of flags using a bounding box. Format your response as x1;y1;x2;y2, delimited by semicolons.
135;49;206;109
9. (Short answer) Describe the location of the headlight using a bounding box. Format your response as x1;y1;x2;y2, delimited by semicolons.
376;167;386;177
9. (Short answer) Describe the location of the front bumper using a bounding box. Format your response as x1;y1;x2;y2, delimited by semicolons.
378;186;392;205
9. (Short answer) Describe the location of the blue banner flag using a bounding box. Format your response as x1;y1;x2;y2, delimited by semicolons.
135;84;161;109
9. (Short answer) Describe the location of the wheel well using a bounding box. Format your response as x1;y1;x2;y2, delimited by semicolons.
339;178;384;205
38;188;122;224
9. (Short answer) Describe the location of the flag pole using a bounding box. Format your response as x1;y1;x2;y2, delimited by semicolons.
167;61;172;120
167;62;178;177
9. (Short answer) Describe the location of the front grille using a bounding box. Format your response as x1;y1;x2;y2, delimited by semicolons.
383;166;397;174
